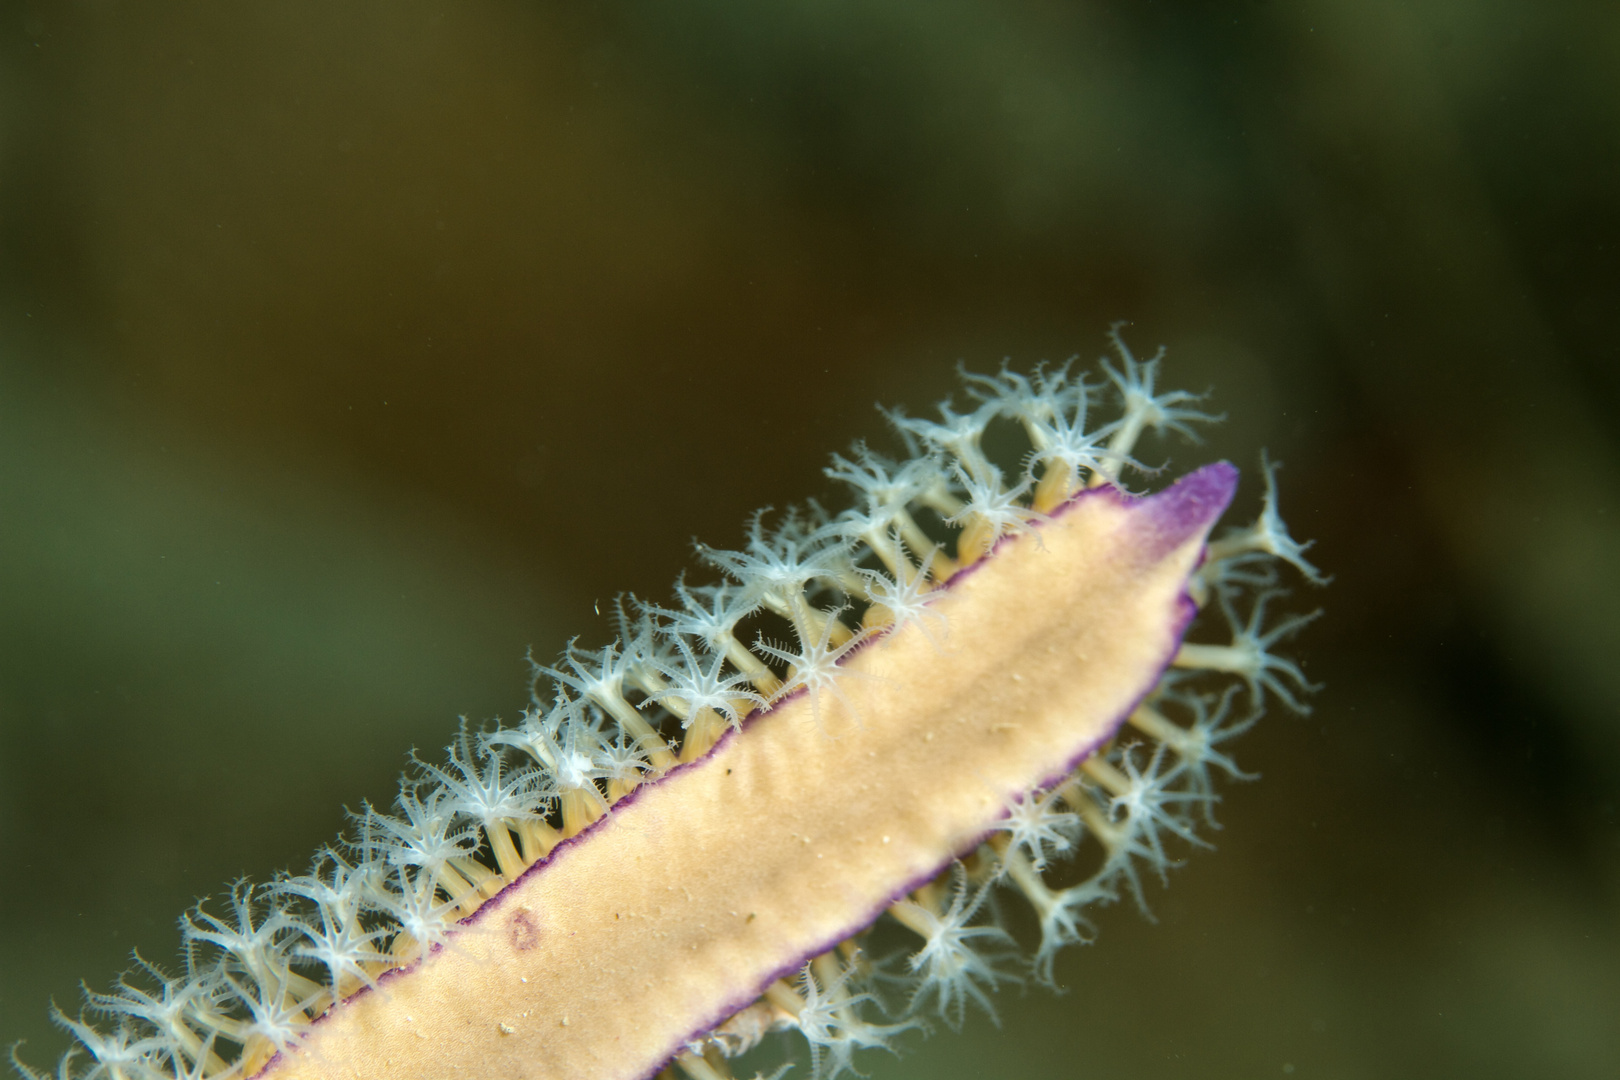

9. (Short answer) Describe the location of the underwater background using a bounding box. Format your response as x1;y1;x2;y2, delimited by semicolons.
1;2;1616;1076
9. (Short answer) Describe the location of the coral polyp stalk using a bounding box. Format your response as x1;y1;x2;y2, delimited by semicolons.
16;330;1322;1080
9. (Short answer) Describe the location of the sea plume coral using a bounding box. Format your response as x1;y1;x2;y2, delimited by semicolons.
16;330;1320;1080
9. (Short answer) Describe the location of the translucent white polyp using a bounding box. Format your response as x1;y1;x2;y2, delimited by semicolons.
267;464;1235;1080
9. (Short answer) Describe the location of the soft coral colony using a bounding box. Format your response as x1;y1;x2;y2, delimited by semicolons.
17;328;1323;1080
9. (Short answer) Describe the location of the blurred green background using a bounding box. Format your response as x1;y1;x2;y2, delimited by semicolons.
2;2;1617;1077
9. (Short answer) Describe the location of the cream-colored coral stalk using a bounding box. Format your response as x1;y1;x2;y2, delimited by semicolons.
20;336;1321;1080
271;465;1233;1080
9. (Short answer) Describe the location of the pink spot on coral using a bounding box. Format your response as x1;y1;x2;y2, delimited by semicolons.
509;908;541;951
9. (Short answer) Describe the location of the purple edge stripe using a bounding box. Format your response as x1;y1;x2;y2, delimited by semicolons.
254;462;1239;1080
